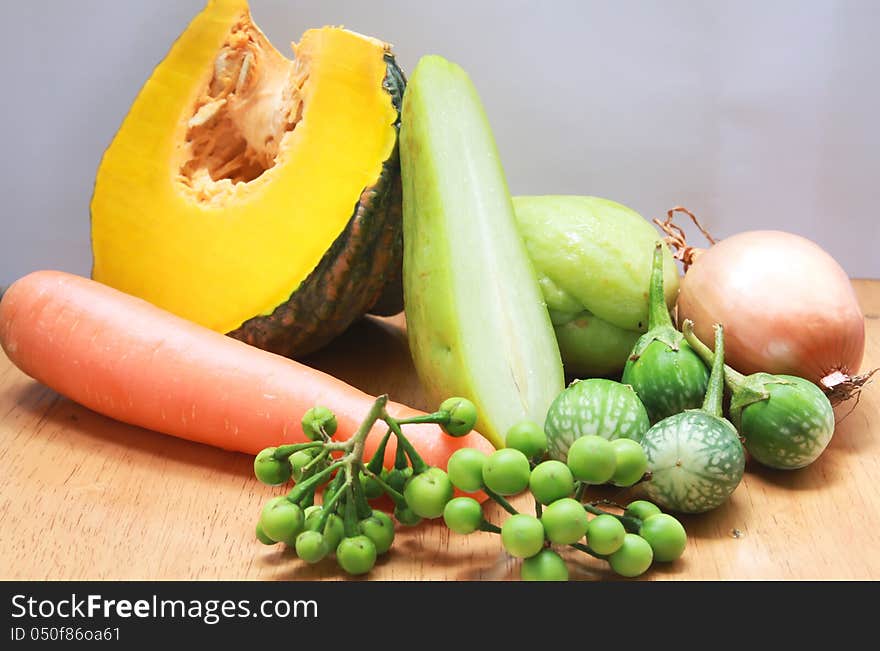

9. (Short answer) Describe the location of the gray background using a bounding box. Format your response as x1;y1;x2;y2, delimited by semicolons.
2;0;878;284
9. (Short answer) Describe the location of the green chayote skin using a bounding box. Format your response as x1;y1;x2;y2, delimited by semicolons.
553;311;640;378
513;196;679;377
544;378;650;462
729;374;835;470
622;243;709;423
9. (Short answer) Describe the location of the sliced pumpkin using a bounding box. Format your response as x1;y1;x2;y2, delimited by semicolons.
91;0;404;356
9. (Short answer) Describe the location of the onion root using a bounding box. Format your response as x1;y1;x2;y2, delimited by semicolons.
821;368;878;405
652;206;717;271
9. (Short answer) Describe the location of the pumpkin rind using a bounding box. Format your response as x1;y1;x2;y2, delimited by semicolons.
229;56;405;356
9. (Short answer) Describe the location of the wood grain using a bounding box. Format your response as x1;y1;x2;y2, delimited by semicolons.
1;281;878;580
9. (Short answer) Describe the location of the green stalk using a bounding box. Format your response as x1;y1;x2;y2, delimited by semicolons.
366;428;393;475
582;502;607;517
350;466;373;520
699;323;726;418
363;468;407;507
647;242;674;330
303;448;330;473
682;319;747;391
478;521;502;534
287;461;344;503
384;412;429;474
300;486;316;509
346;395;388;461
395;411;450;426
583;502;642;533
313;473;347;533
321;469;346;510
271;441;323;460
571;542;606;560
482;486;518;516
393;435;408;470
343;483;359;538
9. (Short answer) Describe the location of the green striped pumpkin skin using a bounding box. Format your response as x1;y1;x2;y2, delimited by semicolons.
641;411;745;514
544;379;650;462
622;339;709;424
736;375;835;470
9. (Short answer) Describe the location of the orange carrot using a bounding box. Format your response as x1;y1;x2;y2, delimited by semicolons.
0;270;494;467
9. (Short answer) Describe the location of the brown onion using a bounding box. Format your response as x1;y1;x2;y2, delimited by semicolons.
676;229;867;401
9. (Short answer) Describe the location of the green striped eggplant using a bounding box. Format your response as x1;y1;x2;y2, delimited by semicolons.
622;242;709;423
640;324;746;513
544;378;650;462
683;321;835;470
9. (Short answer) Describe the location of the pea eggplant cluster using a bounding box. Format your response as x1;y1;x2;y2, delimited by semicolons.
252;394;687;580
252;396;479;576
444;420;689;580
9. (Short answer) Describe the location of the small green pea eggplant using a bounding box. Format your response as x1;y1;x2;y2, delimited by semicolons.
683;320;835;470
640;324;746;514
622;242;709;423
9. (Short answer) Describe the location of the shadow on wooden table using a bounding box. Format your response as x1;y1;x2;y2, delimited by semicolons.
302;314;432;413
745;459;842;491
742;414;856;492
255;524;522;582
831;398;875;454
4;379;254;479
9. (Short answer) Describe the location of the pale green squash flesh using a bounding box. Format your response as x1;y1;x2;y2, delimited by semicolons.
399;56;564;449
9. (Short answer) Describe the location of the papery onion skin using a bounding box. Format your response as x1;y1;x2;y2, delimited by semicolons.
677;230;865;389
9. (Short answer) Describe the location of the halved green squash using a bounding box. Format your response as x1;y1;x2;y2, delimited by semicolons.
91;0;404;356
400;56;564;448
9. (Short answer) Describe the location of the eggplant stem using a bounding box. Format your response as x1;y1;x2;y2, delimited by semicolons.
700;323;726;418
647;242;674;330
682;319;747;390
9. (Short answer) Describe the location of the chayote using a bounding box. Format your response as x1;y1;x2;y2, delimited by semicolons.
513;195;679;377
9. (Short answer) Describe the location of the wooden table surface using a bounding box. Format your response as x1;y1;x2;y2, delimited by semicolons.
1;281;878;581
